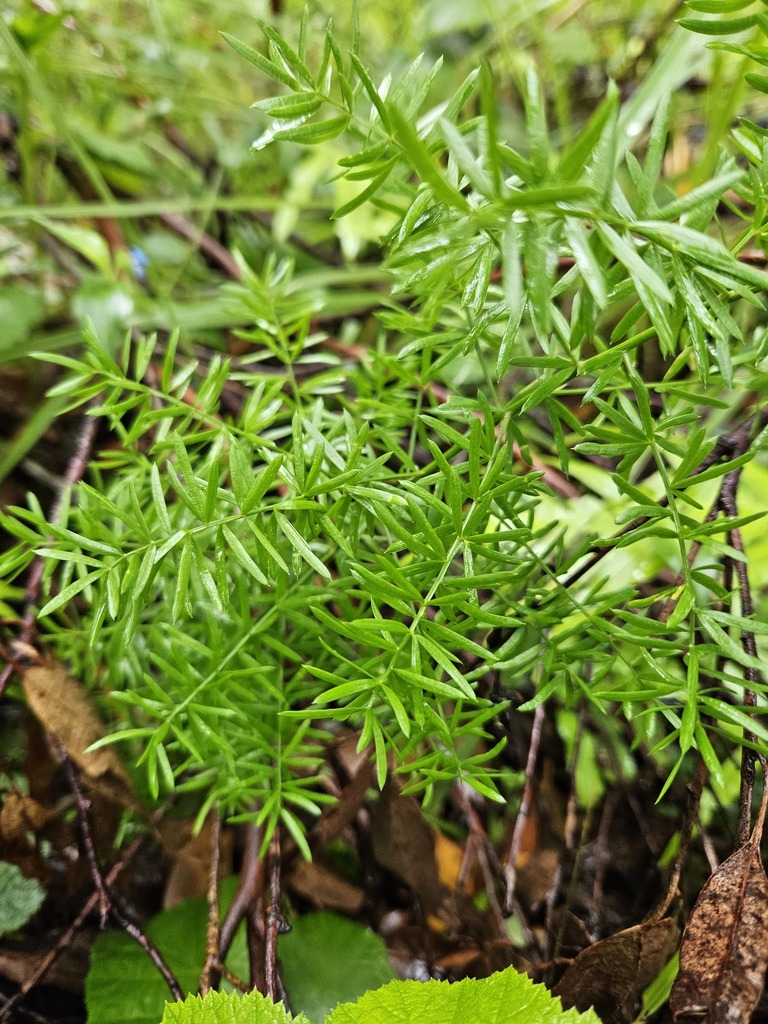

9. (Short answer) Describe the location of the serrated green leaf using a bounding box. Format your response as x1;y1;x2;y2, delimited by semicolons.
327;966;601;1024
162;990;309;1024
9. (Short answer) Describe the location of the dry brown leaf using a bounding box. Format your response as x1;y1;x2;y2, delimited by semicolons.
369;779;443;914
0;792;56;843
369;779;491;940
0;932;93;992
434;831;472;893
22;661;139;810
516;847;560;911
287;860;364;915
553;917;679;1024
670;837;768;1022
158;817;233;908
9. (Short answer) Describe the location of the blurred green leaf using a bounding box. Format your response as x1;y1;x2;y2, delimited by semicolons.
0;862;45;937
279;913;396;1024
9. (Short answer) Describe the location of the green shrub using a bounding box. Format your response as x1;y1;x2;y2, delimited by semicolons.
3;5;768;852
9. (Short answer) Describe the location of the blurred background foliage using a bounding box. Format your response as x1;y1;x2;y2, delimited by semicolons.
0;0;756;358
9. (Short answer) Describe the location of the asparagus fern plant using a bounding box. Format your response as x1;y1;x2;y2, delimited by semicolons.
3;7;768;847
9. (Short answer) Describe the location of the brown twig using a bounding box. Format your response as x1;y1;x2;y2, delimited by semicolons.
217;820;268;993
503;701;545;914
453;784;508;940
589;787;620;934
198;808;222;995
264;829;284;1003
719;461;762;846
545;708;588;966
219;821;265;960
0;836;146;1021
247;901;266;995
158;211;243;281
211;961;249;993
654;755;708;921
53;741;183;1001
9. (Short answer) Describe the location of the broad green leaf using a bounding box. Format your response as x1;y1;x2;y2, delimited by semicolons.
279;913;395;1024
86;880;248;1024
327;967;601;1024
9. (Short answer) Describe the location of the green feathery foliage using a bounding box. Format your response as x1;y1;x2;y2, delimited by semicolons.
3;8;768;849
